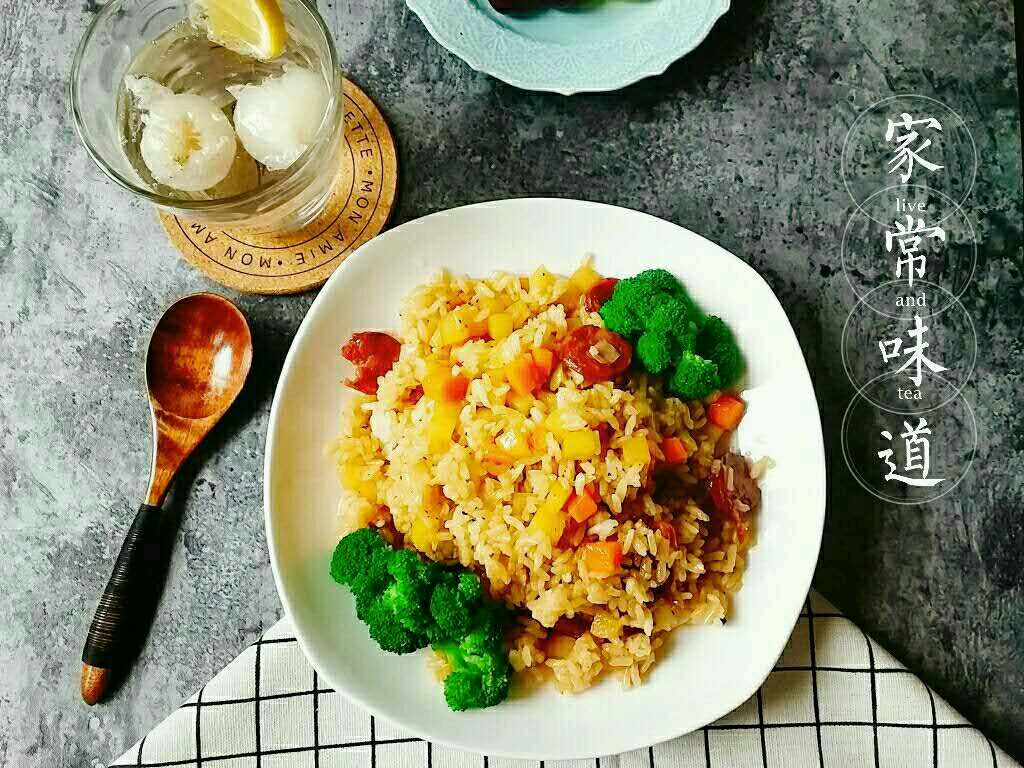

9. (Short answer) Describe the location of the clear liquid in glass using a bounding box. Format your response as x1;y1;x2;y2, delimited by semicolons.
116;15;324;201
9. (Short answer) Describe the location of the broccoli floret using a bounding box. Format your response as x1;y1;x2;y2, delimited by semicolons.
696;315;744;388
625;269;691;301
331;530;432;655
668;351;720;400
330;528;388;588
361;599;428;654
598;287;645;337
600;269;700;342
433;604;512;711
596;269;743;400
636;330;674;374
429;570;484;641
330;527;514;709
382;548;443;636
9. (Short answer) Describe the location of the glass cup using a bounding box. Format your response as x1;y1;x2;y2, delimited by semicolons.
70;0;342;233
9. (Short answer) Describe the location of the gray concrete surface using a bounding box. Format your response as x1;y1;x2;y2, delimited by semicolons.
0;0;1021;765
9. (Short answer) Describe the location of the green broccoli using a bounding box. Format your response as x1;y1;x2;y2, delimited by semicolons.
696;315;744;387
598;269;743;400
599;269;698;338
432;602;512;711
382;548;443;636
429;570;484;641
669;351;720;401
330;527;384;586
635;330;674;374
329;528;514;710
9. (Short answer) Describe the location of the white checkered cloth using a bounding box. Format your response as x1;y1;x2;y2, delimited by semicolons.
110;591;1017;768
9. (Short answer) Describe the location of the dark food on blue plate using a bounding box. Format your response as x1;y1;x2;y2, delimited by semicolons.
489;0;580;12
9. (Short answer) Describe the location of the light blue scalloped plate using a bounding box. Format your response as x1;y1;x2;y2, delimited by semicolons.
405;0;731;95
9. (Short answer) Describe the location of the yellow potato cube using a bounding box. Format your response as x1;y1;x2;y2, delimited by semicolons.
543;409;585;436
428;401;461;453
569;263;602;293
487;312;514;340
509;393;534;414
528;480;571;543
496;427;531;459
409;516;437;552
590;613;622;640
560;284;581;309
339;464;363;492
621;435;651;467
507;301;531;327
561;429;601;461
479;296;506;315
530;266;555;294
512;493;530;516
439;311;470;346
357;480;377;503
458;305;489;338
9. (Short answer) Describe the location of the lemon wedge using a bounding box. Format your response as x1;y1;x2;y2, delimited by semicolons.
198;0;287;61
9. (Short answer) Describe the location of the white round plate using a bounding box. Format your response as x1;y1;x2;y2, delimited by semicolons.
265;198;826;760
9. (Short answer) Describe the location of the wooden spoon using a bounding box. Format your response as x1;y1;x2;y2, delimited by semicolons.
80;293;253;705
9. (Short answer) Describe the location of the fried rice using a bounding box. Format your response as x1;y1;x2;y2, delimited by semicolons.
330;262;755;694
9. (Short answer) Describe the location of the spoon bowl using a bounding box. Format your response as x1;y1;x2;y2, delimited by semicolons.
147;293;252;420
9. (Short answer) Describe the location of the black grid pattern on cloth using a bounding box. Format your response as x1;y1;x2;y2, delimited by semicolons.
110;592;1018;768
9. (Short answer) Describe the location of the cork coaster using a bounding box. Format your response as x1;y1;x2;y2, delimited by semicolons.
160;78;397;295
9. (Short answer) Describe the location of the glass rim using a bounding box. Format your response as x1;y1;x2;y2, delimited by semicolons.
68;0;342;213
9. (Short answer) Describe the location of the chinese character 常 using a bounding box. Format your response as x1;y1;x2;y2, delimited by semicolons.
884;215;946;288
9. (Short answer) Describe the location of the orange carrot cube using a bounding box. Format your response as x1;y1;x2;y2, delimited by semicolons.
661;436;688;464
581;541;623;578
708;394;745;430
507;354;542;396
567;493;598;523
531;347;557;379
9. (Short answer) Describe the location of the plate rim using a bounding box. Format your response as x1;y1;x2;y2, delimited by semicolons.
404;0;732;95
263;197;827;759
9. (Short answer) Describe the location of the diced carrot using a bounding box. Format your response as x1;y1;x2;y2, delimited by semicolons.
581;541;623;578
583;482;600;501
661;436;688;464
467;320;489;338
507;354;542;396
708;394;745;430
531;347;557;379
567;493;598;523
482;450;513;473
557;515;586;549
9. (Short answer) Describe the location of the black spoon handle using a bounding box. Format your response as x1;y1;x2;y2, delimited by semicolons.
80;503;165;705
